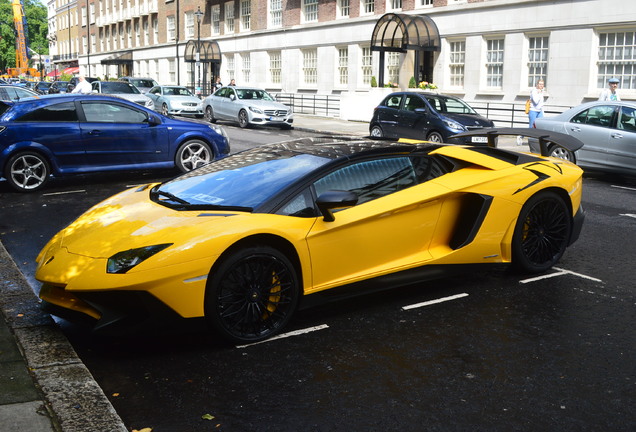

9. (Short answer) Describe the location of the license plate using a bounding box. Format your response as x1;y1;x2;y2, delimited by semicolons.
269;116;284;121
471;136;488;143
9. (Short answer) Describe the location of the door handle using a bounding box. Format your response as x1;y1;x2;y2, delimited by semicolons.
611;133;623;139
570;126;581;132
88;130;102;135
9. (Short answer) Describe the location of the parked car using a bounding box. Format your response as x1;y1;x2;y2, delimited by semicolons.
530;100;636;176
369;91;495;144
47;81;70;94
147;85;204;118
0;94;230;192
118;76;159;94
91;81;155;110
34;81;53;94
35;132;584;343
66;76;99;93
0;84;39;101
203;86;293;129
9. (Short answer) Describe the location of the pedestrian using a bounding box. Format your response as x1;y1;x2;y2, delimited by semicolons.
528;79;545;128
212;76;223;92
598;77;621;101
229;79;236;86
71;75;93;94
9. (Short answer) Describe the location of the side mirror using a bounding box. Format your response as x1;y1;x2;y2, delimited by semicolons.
147;113;162;125
315;190;358;222
229;94;236;101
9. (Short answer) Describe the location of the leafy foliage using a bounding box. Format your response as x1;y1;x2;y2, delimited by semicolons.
0;0;49;72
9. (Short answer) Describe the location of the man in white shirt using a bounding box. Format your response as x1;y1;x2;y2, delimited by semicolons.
72;76;93;94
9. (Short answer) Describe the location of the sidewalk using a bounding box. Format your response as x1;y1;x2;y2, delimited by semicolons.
0;115;528;432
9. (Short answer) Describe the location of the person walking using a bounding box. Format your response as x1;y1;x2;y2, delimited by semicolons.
71;76;93;94
528;79;545;128
212;76;223;92
598;77;621;101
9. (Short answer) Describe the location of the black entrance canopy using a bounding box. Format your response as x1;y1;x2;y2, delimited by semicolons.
370;13;441;87
184;40;222;63
100;50;133;65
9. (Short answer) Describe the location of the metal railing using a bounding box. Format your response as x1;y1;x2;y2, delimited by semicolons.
275;93;341;118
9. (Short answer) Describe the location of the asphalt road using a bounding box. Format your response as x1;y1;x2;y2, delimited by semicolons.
1;128;635;431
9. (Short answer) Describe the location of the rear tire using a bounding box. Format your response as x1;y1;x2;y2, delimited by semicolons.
548;145;575;163
370;125;384;138
5;151;50;192
512;191;571;273
205;246;300;344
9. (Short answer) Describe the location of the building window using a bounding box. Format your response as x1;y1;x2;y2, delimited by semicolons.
240;0;251;31
126;22;132;48
419;0;433;6
225;2;235;33
387;52;400;84
185;11;194;39
212;5;220;35
169;59;176;83
302;0;318;23
269;0;282;28
528;36;549;87
225;54;235;81
486;38;504;88
242;53;251;82
134;21;140;47
449;40;465;87
153;18;158;44
302;49;318;85
389;0;401;11
361;0;374;14
361;46;372;85
337;0;349;18
81;6;87;26
269;51;281;84
338;47;348;85
167;16;175;42
598;31;636;89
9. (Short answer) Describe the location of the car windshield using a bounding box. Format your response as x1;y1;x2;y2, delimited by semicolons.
101;82;140;94
425;95;477;115
156;152;330;210
164;87;194;96
132;79;158;88
236;89;275;101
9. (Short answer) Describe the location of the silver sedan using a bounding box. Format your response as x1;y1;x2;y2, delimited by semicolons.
147;85;204;118
202;86;293;129
531;100;636;176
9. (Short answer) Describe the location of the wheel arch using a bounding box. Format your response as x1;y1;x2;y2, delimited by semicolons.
2;143;59;175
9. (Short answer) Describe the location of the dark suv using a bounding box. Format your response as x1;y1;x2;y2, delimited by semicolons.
369;91;494;144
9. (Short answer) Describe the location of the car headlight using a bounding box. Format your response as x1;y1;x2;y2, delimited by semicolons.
106;243;172;274
443;118;465;132
249;106;264;114
146;100;155;109
209;123;228;139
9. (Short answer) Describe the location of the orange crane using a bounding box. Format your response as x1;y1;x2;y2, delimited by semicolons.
6;0;39;78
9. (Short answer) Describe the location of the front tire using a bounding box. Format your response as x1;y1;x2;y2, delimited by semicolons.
238;109;249;128
205;106;216;123
161;103;169;116
5;151;50;192
175;140;213;172
426;131;444;143
512;191;572;273
205;246;300;344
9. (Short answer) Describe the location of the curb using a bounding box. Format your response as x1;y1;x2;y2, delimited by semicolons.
0;241;127;432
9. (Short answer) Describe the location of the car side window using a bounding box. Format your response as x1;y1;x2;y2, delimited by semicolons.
404;95;426;112
385;95;403;109
82;102;148;123
314;157;417;206
276;188;318;217
617;106;636;132
15;101;78;122
571;105;616;128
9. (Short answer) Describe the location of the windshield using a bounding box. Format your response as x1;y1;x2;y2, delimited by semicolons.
164;87;194;96
156;152;330;210
101;82;140;94
132;79;158;88
425;95;477;115
236;89;275;101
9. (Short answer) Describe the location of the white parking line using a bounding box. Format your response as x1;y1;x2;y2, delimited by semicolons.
42;190;86;196
520;267;603;284
611;185;636;192
235;324;329;349
619;213;636;219
401;293;469;311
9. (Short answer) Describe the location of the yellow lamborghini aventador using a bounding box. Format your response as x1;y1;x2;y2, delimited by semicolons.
36;130;585;343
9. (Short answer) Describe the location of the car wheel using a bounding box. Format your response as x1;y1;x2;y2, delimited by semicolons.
5;151;50;192
205;245;300;344
205;106;216;123
427;131;444;143
161;103;169;116
370;125;384;138
238;109;249;128
548;145;575;163
175;140;213;172
512;191;572;274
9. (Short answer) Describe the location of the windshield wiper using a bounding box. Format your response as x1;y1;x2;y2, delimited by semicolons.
153;189;191;206
186;204;253;212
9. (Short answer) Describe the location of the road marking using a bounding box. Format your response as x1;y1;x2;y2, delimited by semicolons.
520;267;603;284
620;213;636;219
236;324;329;348
402;293;469;311
611;185;636;192
42;190;86;196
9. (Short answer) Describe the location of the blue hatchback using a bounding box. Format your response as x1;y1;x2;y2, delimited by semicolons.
0;94;231;192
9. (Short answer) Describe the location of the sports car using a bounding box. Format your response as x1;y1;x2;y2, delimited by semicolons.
36;131;585;344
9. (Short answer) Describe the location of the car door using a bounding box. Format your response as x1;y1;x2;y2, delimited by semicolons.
396;94;431;139
209;87;231;120
607;105;636;172
375;94;404;138
147;87;162;107
78;100;169;169
567;105;617;169
302;156;448;293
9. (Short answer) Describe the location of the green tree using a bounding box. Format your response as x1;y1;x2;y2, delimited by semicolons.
0;0;48;73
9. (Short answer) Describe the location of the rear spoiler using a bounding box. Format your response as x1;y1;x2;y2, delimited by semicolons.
451;128;584;157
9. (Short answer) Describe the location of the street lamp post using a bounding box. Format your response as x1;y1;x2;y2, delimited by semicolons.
194;6;204;98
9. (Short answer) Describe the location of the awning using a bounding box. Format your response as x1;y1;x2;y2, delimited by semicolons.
46;70;61;78
184;40;222;63
371;13;441;53
64;67;80;75
101;51;133;65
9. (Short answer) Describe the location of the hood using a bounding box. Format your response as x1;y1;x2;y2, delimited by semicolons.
243;99;290;110
442;112;493;128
